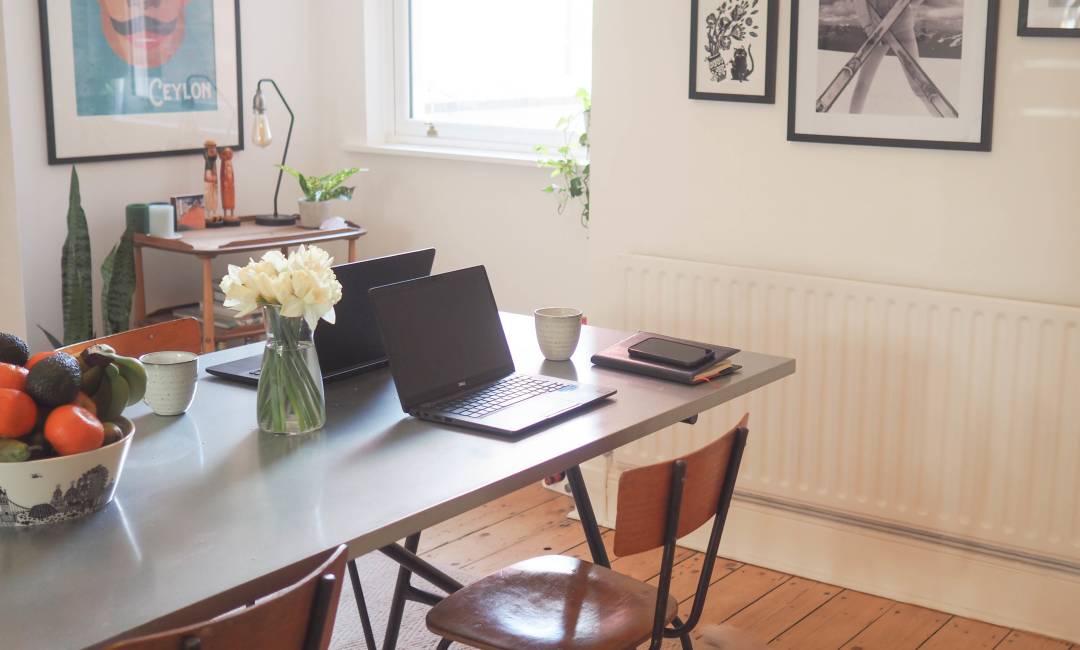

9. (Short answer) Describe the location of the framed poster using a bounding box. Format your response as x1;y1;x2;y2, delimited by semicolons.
1018;0;1080;37
690;0;779;103
787;0;1000;151
39;0;244;164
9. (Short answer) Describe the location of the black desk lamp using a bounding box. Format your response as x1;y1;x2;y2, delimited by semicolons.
251;78;299;226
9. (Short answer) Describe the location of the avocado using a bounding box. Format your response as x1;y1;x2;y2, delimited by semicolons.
0;333;30;366
25;352;81;407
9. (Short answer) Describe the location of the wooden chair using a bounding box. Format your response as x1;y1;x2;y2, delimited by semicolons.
107;545;348;650
60;318;202;358
426;414;751;650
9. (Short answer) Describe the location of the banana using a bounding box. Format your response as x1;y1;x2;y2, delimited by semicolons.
112;356;147;406
100;364;129;422
81;366;104;396
91;368;113;416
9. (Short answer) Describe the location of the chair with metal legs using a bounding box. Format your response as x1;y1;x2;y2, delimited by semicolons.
424;414;751;650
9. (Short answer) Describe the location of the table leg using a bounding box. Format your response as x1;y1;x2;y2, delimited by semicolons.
378;532;464;650
133;246;146;326
566;465;611;568
348;237;358;262
347;560;378;650
200;256;215;353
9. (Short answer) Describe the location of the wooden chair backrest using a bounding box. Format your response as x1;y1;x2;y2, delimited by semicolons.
107;545;347;650
60;318;202;358
613;413;749;557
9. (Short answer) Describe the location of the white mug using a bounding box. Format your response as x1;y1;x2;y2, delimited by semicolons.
140;351;198;416
147;202;176;238
534;307;583;361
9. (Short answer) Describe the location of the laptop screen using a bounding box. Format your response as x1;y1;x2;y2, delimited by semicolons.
370;266;514;411
313;249;435;374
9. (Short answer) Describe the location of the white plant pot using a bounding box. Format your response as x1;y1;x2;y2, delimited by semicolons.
297;199;337;229
0;418;135;527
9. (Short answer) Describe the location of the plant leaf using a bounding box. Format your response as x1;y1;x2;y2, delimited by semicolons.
100;221;137;336
61;167;94;345
37;325;63;350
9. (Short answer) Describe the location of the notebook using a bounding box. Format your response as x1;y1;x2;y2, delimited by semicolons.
591;332;741;384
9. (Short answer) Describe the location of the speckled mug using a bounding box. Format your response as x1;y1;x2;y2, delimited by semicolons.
140;351;198;416
534;307;583;361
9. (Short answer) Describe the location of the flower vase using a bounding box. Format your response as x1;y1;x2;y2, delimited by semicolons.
256;305;326;435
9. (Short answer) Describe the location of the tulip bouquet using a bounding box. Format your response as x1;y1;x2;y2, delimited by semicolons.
221;246;342;434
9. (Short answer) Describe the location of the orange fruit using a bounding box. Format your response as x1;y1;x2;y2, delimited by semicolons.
45;405;104;456
26;351;56;369
72;392;97;416
0;363;28;391
0;388;38;438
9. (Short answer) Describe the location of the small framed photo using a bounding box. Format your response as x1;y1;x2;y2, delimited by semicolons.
172;194;207;231
787;0;1000;151
690;0;779;103
38;0;244;164
1018;0;1080;37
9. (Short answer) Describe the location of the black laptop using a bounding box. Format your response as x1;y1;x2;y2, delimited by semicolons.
369;265;616;436
206;248;436;385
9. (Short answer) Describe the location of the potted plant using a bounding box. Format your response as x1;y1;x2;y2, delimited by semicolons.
278;165;366;228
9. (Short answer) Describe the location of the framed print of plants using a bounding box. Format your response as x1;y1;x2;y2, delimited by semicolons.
38;0;244;164
690;0;779;103
787;0;1000;151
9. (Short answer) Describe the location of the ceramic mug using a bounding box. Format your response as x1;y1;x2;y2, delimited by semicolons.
140;351;198;416
534;307;583;361
147;202;176;238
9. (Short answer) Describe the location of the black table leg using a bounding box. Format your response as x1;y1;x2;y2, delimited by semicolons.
346;559;378;650
377;531;466;650
566;465;611;568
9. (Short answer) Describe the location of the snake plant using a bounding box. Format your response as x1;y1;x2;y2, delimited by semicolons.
61;168;94;345
100;211;137;336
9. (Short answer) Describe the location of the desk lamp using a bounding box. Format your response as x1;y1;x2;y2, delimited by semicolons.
251;78;299;226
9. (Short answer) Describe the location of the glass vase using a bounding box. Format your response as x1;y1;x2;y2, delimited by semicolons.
256;305;326;435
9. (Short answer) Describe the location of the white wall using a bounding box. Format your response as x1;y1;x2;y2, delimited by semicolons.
1;0;328;350
587;0;1080;328
0;4;25;339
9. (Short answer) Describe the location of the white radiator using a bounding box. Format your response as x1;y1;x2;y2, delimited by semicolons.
611;254;1080;570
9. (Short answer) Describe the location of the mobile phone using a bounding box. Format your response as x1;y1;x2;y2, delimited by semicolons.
628;337;715;368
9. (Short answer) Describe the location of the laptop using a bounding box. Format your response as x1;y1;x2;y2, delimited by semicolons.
206;248;437;385
369;265;616;436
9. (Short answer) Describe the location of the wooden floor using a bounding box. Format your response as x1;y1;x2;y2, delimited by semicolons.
418;483;1073;650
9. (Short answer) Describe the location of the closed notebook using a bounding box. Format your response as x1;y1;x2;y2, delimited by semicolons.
591;332;741;384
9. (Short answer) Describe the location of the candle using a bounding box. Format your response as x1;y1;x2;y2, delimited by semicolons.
147;202;176;238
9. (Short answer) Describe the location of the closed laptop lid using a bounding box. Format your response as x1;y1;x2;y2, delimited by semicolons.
314;248;436;374
370;266;514;412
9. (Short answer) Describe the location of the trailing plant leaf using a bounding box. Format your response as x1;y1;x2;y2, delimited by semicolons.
37;325;63;350
61;167;94;344
536;90;590;228
100;220;137;336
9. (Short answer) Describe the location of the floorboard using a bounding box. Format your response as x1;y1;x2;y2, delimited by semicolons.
921;616;1010;649
839;602;949;649
768;589;893;649
418;482;560;553
723;576;840;645
690;565;791;640
995;631;1072;650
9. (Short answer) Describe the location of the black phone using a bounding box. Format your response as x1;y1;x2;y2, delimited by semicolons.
628;337;715;368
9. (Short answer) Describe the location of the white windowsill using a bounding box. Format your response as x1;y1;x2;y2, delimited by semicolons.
342;141;547;168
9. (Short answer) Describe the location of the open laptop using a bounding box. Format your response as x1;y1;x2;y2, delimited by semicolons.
369;265;616;436
206;248;436;385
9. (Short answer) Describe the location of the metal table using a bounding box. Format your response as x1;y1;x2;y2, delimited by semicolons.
0;313;794;650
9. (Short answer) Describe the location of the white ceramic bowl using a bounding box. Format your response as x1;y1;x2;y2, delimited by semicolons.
0;418;134;528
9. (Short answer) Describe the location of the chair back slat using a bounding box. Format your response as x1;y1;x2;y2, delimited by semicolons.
613;414;749;557
107;545;347;650
60;318;202;358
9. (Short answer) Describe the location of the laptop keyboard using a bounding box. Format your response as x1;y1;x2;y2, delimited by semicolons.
433;375;570;419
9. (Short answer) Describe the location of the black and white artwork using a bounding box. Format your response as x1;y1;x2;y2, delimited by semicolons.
690;0;779;103
0;465;115;527
1019;0;1080;37
788;0;1000;150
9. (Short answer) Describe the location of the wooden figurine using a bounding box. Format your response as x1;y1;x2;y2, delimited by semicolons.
220;147;239;226
203;140;223;227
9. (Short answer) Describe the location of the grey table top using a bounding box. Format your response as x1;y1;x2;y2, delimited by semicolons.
0;313;794;650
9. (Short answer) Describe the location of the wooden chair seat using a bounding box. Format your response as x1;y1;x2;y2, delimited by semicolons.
426;555;678;650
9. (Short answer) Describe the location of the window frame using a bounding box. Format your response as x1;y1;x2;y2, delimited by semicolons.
387;0;585;152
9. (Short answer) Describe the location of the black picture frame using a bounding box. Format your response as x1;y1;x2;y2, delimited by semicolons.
689;0;779;104
1018;0;1080;38
38;0;244;165
787;0;1000;152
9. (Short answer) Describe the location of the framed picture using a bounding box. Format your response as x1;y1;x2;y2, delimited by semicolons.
172;194;207;230
1018;0;1080;37
787;0;1000;151
690;0;779;103
38;0;244;164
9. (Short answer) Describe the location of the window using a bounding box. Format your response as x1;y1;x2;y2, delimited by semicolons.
392;0;592;150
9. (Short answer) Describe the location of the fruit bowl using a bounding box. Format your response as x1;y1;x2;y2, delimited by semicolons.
0;417;134;527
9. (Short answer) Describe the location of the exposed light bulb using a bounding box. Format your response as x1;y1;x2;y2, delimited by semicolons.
252;112;273;147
